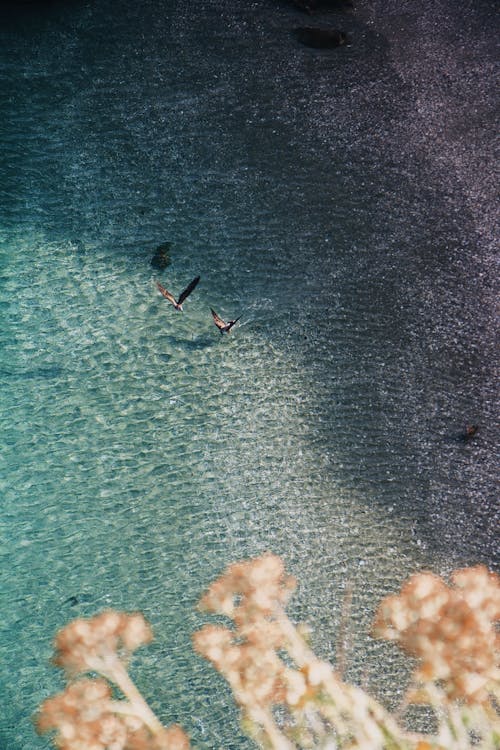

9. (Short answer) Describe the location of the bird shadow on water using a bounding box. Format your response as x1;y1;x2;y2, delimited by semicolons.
159;333;216;352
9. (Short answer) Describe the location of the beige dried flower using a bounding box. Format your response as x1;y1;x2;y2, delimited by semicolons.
36;678;127;750
194;554;299;716
195;554;421;749
451;566;500;630
124;723;191;750
372;566;500;704
38;611;192;749
37;677;191;750
54;611;153;677
193;624;287;708
198;552;296;622
38;558;500;750
161;725;191;750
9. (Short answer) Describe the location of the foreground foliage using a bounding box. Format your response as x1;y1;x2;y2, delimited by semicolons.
36;555;500;749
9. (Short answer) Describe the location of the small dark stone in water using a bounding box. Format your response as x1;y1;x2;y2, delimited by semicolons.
150;242;172;270
293;27;350;48
461;424;479;440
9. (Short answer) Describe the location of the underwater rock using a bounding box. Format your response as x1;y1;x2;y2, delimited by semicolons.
293;26;350;48
150;242;172;270
461;424;479;441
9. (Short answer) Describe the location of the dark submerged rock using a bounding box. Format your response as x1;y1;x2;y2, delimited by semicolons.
293;26;350;48
150;242;172;270
461;424;479;441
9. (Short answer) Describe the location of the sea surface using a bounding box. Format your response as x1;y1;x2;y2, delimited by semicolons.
0;1;498;748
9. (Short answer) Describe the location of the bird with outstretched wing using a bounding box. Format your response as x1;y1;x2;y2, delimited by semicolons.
156;276;200;311
211;308;241;334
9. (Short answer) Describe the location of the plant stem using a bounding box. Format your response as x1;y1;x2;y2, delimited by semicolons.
249;705;295;750
102;657;166;737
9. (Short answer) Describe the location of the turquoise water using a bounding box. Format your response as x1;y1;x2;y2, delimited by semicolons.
0;1;498;748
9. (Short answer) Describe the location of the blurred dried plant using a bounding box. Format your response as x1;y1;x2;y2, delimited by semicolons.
36;556;500;750
36;611;190;750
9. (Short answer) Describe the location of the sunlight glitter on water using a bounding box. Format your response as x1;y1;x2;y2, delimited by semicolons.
1;231;430;746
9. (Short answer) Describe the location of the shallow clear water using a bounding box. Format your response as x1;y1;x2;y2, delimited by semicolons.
0;1;498;747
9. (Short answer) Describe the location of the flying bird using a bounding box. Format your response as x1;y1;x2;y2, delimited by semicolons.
210;308;241;334
156;276;200;311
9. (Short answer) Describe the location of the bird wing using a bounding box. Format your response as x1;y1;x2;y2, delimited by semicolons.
227;316;241;330
178;275;200;305
210;308;227;330
156;282;177;306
